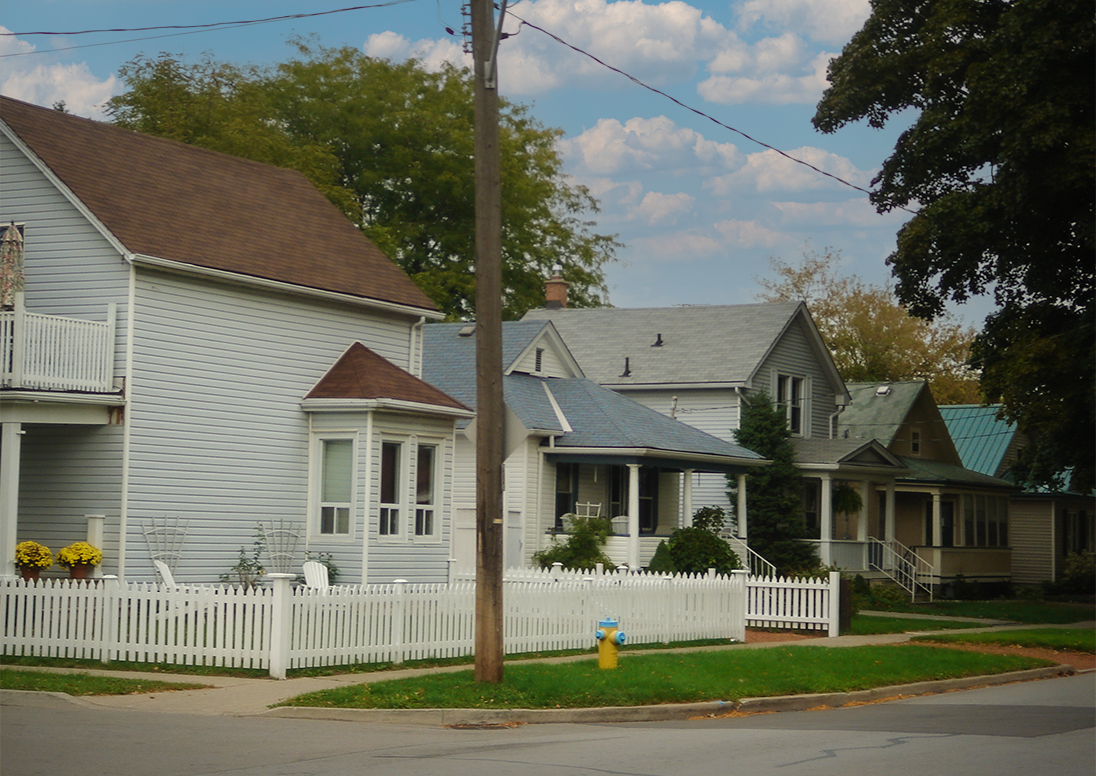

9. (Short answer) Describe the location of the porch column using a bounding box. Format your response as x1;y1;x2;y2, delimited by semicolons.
0;423;22;578
884;479;896;544
682;469;694;528
931;490;942;546
819;473;832;566
857;480;869;542
736;473;748;540
627;463;640;568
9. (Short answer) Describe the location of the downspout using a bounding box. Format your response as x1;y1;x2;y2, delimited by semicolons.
118;262;137;580
410;316;426;377
829;404;845;440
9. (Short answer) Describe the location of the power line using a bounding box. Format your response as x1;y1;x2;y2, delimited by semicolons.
506;11;916;213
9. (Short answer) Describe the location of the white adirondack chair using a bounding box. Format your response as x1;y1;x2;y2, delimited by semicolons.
302;560;330;592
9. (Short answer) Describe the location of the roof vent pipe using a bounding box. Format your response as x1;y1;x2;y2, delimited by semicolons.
620;357;631;377
652;333;663;347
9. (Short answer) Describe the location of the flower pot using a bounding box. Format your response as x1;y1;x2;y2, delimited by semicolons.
69;563;91;580
20;566;41;582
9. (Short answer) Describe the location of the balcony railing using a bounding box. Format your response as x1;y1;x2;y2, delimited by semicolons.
1;295;116;393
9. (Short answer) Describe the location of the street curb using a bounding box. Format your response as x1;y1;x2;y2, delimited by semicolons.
261;664;1075;726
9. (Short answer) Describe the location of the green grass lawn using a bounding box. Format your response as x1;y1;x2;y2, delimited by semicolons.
912;628;1096;653
277;644;1051;710
865;599;1095;624
0;669;208;696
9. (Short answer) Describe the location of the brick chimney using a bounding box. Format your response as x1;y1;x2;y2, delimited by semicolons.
544;265;569;309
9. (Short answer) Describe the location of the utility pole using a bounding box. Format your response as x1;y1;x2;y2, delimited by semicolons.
472;0;505;683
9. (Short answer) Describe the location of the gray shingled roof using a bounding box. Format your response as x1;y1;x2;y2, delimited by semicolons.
422;322;765;464
841;381;927;446
546;379;762;460
523;302;811;387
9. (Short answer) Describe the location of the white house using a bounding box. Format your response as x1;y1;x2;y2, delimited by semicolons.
421;320;768;571
0;95;470;584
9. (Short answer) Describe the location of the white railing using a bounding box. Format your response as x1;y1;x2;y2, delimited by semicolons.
745;571;841;636
868;538;934;601
723;534;778;577
2;568;839;679
0;296;116;392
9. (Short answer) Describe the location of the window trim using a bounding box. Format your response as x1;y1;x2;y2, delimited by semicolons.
310;432;357;541
775;373;808;437
413;441;442;541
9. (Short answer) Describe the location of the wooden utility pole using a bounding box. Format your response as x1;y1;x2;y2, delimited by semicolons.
471;0;505;683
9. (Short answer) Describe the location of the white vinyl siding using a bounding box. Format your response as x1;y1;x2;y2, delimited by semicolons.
757;316;837;439
124;268;421;583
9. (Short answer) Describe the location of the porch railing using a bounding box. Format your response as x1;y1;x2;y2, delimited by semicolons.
868;538;935;601
0;296;116;392
723;534;777;577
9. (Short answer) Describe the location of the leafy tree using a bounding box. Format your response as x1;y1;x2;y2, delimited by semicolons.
107;43;618;320
732;394;818;574
757;247;980;404
813;0;1094;492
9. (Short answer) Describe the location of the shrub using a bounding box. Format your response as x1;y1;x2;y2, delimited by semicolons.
643;506;741;576
532;515;616;571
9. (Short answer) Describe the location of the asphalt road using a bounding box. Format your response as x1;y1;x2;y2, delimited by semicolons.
3;673;1093;776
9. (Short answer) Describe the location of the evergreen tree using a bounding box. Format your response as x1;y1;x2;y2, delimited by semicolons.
732;394;818;574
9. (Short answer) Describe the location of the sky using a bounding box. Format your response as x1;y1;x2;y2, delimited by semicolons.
0;0;993;324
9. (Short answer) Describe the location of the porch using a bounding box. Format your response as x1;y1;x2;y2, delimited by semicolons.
0;293;122;578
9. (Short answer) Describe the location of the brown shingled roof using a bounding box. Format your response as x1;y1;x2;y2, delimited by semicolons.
0;96;436;312
306;342;469;412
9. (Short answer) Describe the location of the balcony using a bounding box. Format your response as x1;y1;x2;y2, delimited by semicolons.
1;295;116;393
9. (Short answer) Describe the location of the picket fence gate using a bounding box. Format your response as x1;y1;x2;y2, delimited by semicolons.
2;570;837;679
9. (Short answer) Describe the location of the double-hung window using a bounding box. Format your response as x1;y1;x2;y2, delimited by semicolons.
414;444;438;537
777;374;805;435
379;441;402;536
318;438;353;536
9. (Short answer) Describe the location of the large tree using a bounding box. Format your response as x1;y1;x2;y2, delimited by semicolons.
756;246;980;405
107;43;617;320
813;0;1095;493
732;394;818;575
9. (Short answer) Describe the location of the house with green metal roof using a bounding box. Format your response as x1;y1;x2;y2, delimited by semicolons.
422;320;768;571
839;382;1019;595
940;405;1094;587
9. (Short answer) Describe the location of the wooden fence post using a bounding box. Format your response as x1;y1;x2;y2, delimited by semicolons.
828;570;841;638
101;575;120;665
268;574;294;680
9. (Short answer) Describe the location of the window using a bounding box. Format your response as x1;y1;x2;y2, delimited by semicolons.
609;465;659;534
379;441;402;536
555;463;577;530
777;374;805;435
911;430;922;456
319;438;353;535
414;444;438;537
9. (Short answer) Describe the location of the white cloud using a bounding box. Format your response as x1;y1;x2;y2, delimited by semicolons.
706;146;871;194
560;116;742;176
714;219;789;248
772;198;904;228
628;191;694;225
735;0;871;45
363;32;469;72
0;28;117;118
631;231;723;261
698;47;832;105
496;0;733;93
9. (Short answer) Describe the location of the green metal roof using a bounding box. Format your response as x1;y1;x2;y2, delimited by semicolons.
939;404;1015;478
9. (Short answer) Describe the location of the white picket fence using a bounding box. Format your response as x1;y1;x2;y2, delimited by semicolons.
1;570;838;679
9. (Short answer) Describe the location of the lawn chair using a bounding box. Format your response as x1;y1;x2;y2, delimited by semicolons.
153;559;209;620
302;560;330;592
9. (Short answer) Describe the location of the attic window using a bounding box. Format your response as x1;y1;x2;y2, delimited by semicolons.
458;325;476;337
911;430;922;455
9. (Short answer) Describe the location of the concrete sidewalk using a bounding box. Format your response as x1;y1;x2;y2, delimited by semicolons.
4;620;1091;725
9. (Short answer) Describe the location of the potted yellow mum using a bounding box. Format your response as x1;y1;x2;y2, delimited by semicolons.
57;541;103;579
14;541;52;581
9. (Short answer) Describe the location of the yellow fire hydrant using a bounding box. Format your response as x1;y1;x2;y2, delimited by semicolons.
595;618;626;669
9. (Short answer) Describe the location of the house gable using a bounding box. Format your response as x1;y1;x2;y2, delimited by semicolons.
0;95;436;314
843;381;962;466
